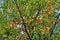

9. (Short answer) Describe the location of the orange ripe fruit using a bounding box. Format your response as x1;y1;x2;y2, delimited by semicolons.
16;35;19;40
19;21;23;24
57;21;60;24
31;16;36;19
36;17;39;21
27;20;31;23
48;11;51;14
47;1;52;5
46;27;50;31
40;29;44;32
36;17;42;21
9;24;13;29
18;29;21;33
40;10;43;13
31;23;35;26
39;17;42;20
36;17;43;24
55;2;58;6
20;37;25;40
48;6;53;10
13;20;18;24
46;20;51;24
46;10;51;15
55;2;60;6
38;21;42;24
43;14;47;17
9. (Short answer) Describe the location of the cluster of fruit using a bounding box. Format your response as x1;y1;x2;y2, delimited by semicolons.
0;0;60;40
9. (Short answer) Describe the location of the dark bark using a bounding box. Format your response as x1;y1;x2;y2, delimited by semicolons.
13;0;32;40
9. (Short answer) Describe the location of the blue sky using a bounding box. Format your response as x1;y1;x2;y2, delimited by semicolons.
0;0;4;4
0;0;4;14
0;0;4;8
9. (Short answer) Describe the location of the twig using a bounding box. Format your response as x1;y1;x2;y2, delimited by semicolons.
13;0;32;40
50;13;60;39
35;11;40;20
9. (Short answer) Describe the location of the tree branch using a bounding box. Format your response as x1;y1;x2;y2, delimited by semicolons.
50;13;60;39
13;0;32;40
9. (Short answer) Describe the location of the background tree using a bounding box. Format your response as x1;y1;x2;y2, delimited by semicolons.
0;0;60;40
